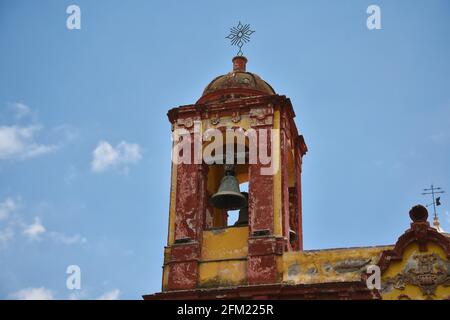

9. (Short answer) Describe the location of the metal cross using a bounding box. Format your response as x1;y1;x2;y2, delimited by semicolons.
422;184;445;219
226;22;255;56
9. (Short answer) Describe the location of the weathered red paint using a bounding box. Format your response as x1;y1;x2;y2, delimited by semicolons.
168;133;207;290
174;163;201;240
167;261;198;290
247;236;285;285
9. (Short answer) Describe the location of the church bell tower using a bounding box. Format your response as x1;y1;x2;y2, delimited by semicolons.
157;55;307;293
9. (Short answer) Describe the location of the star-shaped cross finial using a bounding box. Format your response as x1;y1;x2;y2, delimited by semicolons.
226;22;255;56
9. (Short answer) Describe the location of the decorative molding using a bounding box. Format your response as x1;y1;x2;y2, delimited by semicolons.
173;117;199;133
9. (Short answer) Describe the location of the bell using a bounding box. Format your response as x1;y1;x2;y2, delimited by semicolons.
209;165;247;210
234;192;249;226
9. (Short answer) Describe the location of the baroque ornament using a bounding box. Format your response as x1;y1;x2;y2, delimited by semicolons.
383;253;450;298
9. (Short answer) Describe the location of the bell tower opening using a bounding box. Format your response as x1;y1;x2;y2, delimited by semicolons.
205;163;249;229
205;135;250;229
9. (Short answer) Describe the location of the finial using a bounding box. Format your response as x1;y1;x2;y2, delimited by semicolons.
409;205;428;223
226;22;255;56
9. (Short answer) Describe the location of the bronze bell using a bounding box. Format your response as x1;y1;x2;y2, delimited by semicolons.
234;192;249;226
209;165;247;210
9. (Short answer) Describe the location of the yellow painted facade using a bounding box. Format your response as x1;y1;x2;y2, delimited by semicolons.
199;226;248;287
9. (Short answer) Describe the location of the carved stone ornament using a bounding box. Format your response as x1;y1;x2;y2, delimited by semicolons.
383;253;450;298
249;107;273;126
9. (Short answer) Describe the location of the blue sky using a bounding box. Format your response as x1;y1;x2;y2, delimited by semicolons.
0;0;449;299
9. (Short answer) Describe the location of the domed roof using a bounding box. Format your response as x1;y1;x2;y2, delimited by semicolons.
197;56;275;104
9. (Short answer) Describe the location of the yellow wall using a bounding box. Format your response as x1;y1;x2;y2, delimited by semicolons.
199;226;248;287
280;242;450;300
199;260;247;288
202;226;248;260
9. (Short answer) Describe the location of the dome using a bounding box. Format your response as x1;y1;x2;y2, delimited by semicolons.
197;56;275;104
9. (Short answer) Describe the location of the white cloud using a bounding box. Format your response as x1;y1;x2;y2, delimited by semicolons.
22;217;87;245
10;287;54;300
48;231;87;245
91;141;142;173
23;217;46;241
0;125;57;160
0;103;76;161
97;289;120;300
91;141;118;172
0;197;18;220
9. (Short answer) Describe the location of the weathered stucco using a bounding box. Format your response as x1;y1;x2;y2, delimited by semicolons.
199;260;247;288
282;246;392;284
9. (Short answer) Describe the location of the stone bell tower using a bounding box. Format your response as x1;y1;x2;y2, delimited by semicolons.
149;56;307;296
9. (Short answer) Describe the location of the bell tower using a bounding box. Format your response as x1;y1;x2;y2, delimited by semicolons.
160;55;307;292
